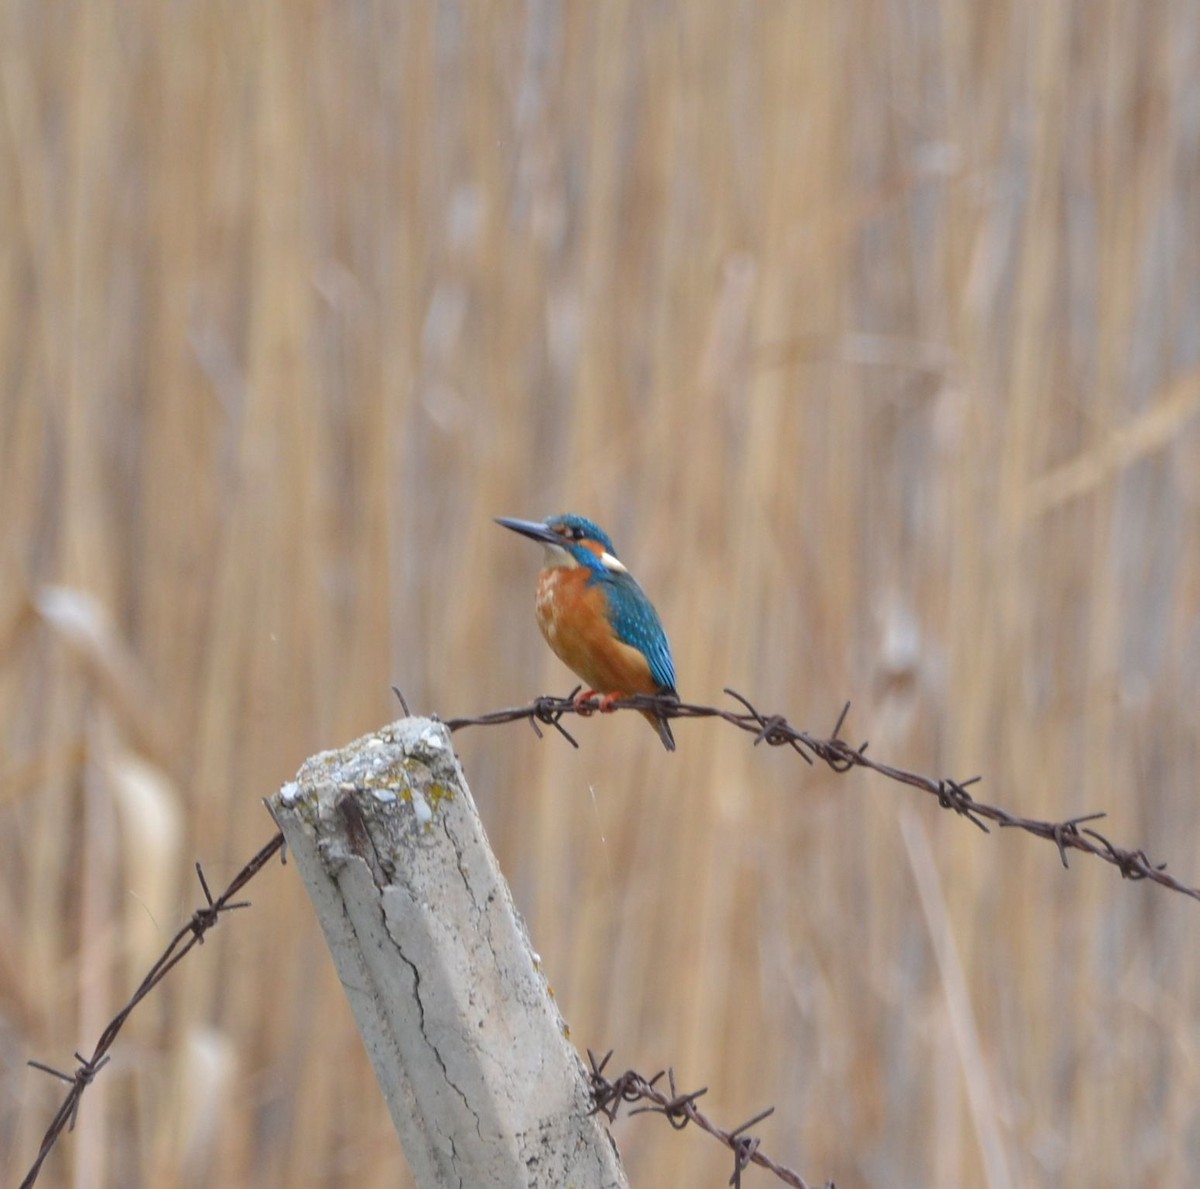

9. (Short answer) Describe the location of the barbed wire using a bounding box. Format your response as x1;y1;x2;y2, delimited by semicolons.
19;831;286;1189
588;1050;831;1189
446;687;1200;904
23;686;1197;1186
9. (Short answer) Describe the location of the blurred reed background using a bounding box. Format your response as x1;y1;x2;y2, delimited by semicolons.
2;2;1199;1186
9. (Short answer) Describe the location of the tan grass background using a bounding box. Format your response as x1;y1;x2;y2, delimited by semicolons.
3;2;1200;1186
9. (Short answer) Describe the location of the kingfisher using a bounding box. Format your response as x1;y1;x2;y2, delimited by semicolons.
496;514;678;750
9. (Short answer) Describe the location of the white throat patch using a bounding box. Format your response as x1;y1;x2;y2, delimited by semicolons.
540;542;579;569
539;542;627;573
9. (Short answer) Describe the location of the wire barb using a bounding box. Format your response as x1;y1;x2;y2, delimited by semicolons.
587;1050;832;1189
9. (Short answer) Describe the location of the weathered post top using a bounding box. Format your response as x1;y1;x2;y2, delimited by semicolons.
268;716;627;1189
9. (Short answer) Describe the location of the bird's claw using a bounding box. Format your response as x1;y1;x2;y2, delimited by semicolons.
573;689;600;716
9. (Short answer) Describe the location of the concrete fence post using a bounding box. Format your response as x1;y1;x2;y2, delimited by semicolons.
268;716;627;1189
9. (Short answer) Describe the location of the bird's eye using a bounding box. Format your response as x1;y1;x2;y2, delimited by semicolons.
570;526;583;540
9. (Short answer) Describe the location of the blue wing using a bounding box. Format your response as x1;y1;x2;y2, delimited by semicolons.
596;571;678;693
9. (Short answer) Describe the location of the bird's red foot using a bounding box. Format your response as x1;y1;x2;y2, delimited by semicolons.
596;692;625;713
573;688;600;715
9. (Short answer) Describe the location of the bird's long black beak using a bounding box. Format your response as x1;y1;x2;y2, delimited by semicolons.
495;516;559;546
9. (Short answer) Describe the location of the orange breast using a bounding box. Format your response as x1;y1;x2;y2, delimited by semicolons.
535;568;659;696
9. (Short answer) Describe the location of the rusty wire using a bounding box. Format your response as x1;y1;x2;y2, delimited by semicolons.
23;687;1198;1187
588;1050;832;1189
446;687;1200;904
19;832;285;1189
